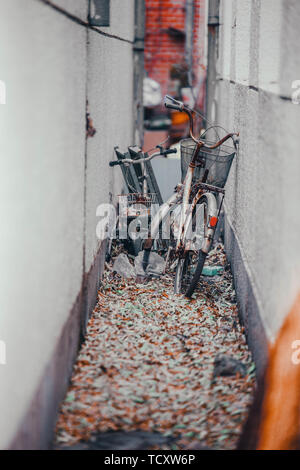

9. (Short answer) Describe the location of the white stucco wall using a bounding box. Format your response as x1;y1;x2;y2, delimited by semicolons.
258;0;282;94
0;0;135;449
216;0;300;342
85;29;134;271
235;0;251;85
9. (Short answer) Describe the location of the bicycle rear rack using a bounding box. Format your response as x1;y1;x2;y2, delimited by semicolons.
194;182;225;195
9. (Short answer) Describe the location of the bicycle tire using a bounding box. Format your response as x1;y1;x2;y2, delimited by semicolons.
174;256;189;294
173;190;219;298
174;200;207;294
185;250;207;298
125;238;143;256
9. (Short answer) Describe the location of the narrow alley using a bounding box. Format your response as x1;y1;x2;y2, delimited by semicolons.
55;244;255;450
1;0;300;455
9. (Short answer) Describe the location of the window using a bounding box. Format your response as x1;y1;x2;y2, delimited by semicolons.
88;0;110;27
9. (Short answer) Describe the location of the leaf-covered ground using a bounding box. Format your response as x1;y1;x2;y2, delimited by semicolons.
55;244;255;450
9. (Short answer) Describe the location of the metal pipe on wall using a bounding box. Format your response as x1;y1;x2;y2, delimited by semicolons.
133;0;145;146
185;0;195;88
205;0;220;127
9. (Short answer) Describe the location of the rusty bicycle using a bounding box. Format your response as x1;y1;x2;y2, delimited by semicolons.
142;95;239;297
109;143;177;256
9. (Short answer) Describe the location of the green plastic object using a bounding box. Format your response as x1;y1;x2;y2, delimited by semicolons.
202;266;224;277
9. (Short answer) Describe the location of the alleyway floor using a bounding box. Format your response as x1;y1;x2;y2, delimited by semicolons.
55;244;255;450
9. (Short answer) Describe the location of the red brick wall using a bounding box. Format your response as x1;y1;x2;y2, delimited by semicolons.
144;0;207;108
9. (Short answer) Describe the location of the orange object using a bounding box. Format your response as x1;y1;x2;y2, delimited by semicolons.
171;110;189;126
257;292;300;450
209;216;218;228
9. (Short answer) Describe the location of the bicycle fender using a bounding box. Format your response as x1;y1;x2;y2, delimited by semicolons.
200;193;218;254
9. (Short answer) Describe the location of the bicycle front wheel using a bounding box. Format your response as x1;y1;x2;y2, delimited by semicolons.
174;255;189;294
174;198;208;295
185;250;207;298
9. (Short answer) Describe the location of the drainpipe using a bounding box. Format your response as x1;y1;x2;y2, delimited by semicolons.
185;0;194;89
205;0;220;127
133;0;145;146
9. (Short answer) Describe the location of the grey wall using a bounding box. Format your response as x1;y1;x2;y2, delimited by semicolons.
211;0;300;350
0;0;137;449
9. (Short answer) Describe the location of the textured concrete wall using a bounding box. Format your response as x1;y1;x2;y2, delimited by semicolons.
0;0;135;449
214;0;300;347
85;30;134;273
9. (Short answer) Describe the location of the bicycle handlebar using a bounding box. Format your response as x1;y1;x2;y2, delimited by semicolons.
109;147;177;167
201;132;239;150
164;95;239;148
109;160;122;167
160;148;177;156
164;95;184;112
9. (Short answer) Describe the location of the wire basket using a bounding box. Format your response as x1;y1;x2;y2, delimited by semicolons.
118;193;159;218
125;193;158;207
180;138;236;188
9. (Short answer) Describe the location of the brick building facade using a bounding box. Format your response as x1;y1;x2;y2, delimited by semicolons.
144;0;207;109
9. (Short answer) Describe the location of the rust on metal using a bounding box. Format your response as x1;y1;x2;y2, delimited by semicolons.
143;238;153;250
86;112;96;138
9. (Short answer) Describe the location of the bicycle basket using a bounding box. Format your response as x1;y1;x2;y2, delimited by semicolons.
118;193;158;218
125;193;158;207
180;138;236;188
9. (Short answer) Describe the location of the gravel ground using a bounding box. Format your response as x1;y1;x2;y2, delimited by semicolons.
55;244;256;450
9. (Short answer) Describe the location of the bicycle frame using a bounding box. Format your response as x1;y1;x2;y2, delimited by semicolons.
109;143;178;257
144;98;237;257
177;140;202;251
144;177;219;255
